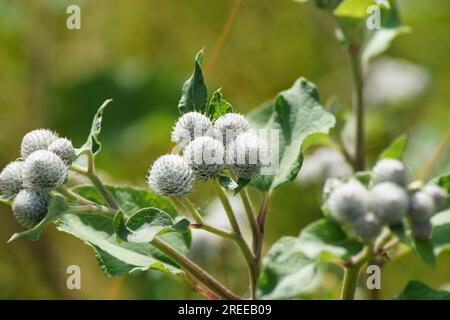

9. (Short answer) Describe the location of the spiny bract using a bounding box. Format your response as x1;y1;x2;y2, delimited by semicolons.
183;136;225;180
370;182;408;226
20;129;59;159
22;150;68;191
326;179;370;222
408;191;435;223
353;212;382;241
12;189;49;229
48;138;77;165
214;113;250;144
171;112;214;148
226;132;268;179
148;154;195;196
0;161;24;199
423;184;447;209
372;158;409;187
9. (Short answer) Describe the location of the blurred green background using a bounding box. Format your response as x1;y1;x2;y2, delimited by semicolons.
0;0;449;299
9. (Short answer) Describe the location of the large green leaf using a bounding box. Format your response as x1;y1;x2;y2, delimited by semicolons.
178;50;208;115
395;281;450;300
206;88;233;121
257;237;316;300
8;195;69;242
378;135;407;160
431;209;450;256
295;218;363;262
248;78;335;191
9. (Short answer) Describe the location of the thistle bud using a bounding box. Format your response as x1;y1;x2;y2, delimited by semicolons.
183;137;225;180
226;132;268;179
353;212;382;241
148;155;195;196
370;182;408;226
171;112;214;148
214;113;250;144
411;219;432;240
0;161;24;199
323;178;345;201
423;184;447;210
408;191;435;222
12;189;49;228
23;150;68;191
372;158;409;187
20;129;59;159
327;179;370;223
48;138;76;165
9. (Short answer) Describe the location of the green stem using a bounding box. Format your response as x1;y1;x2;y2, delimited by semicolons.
348;44;365;171
57;186;96;206
152;236;241;300
240;189;261;254
213;179;242;236
340;245;373;300
68;205;115;218
173;196;204;224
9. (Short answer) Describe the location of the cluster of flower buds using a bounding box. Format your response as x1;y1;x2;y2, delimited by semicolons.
148;111;268;196
325;158;447;242
0;129;76;228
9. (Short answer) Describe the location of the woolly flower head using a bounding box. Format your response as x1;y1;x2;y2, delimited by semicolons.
23;150;68;191
226;132;269;179
353;212;382;241
48;138;76;165
423;184;447;209
411;220;432;240
214;113;250;144
183;137;225;180
0;161;24;199
326;179;370;223
12;189;49;228
21;129;59;159
372;158;409;187
148;155;195;196
408;191;435;223
171;112;213;148
370;182;408;226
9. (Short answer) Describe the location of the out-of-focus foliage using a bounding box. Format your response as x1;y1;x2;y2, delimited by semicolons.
0;0;449;299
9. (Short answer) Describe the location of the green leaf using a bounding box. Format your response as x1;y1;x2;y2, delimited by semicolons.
431;209;450;256
437;174;450;194
80;99;113;157
395;281;450;300
295;218;363;262
379;135;407;160
206;89;233;121
257;237;316;300
178;50;208;115
55;213;189;277
334;0;375;19
8;195;69;242
248;78;335;191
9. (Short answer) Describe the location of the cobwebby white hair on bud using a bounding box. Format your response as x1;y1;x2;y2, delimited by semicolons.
372;158;409;187
171;112;214;148
148;154;195;196
408;191;435;223
22;150;68;191
48;138;76;165
423;184;447;209
353;212;382;241
12;189;49;229
370;182;408;226
20;129;59;159
183;136;225;180
0;161;24;199
214;113;250;145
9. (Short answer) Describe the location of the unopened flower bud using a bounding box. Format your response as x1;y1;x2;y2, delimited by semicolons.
148;155;195;196
423;184;447;210
327;179;370;222
20;129;59;159
48;138;76;165
214;113;250;144
183;137;225;180
372;158;409;187
23;150;68;191
353;212;382;241
12;189;49;228
411;219;432;240
370;182;408;226
171;112;213;148
408;191;435;222
0;161;24;199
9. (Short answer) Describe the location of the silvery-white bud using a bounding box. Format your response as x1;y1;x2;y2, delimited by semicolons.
411;219;432;240
226;132;268;179
214;113;250;144
327;179;370;222
353;212;382;241
370;182;408;226
12;189;49;228
20;129;59;159
372;158;408;186
171;112;214;148
423;184;447;210
0;161;24;199
183;137;225;180
23;150;68;191
408;191;435;223
148;155;195;196
48;138;76;165
323;178;345;201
